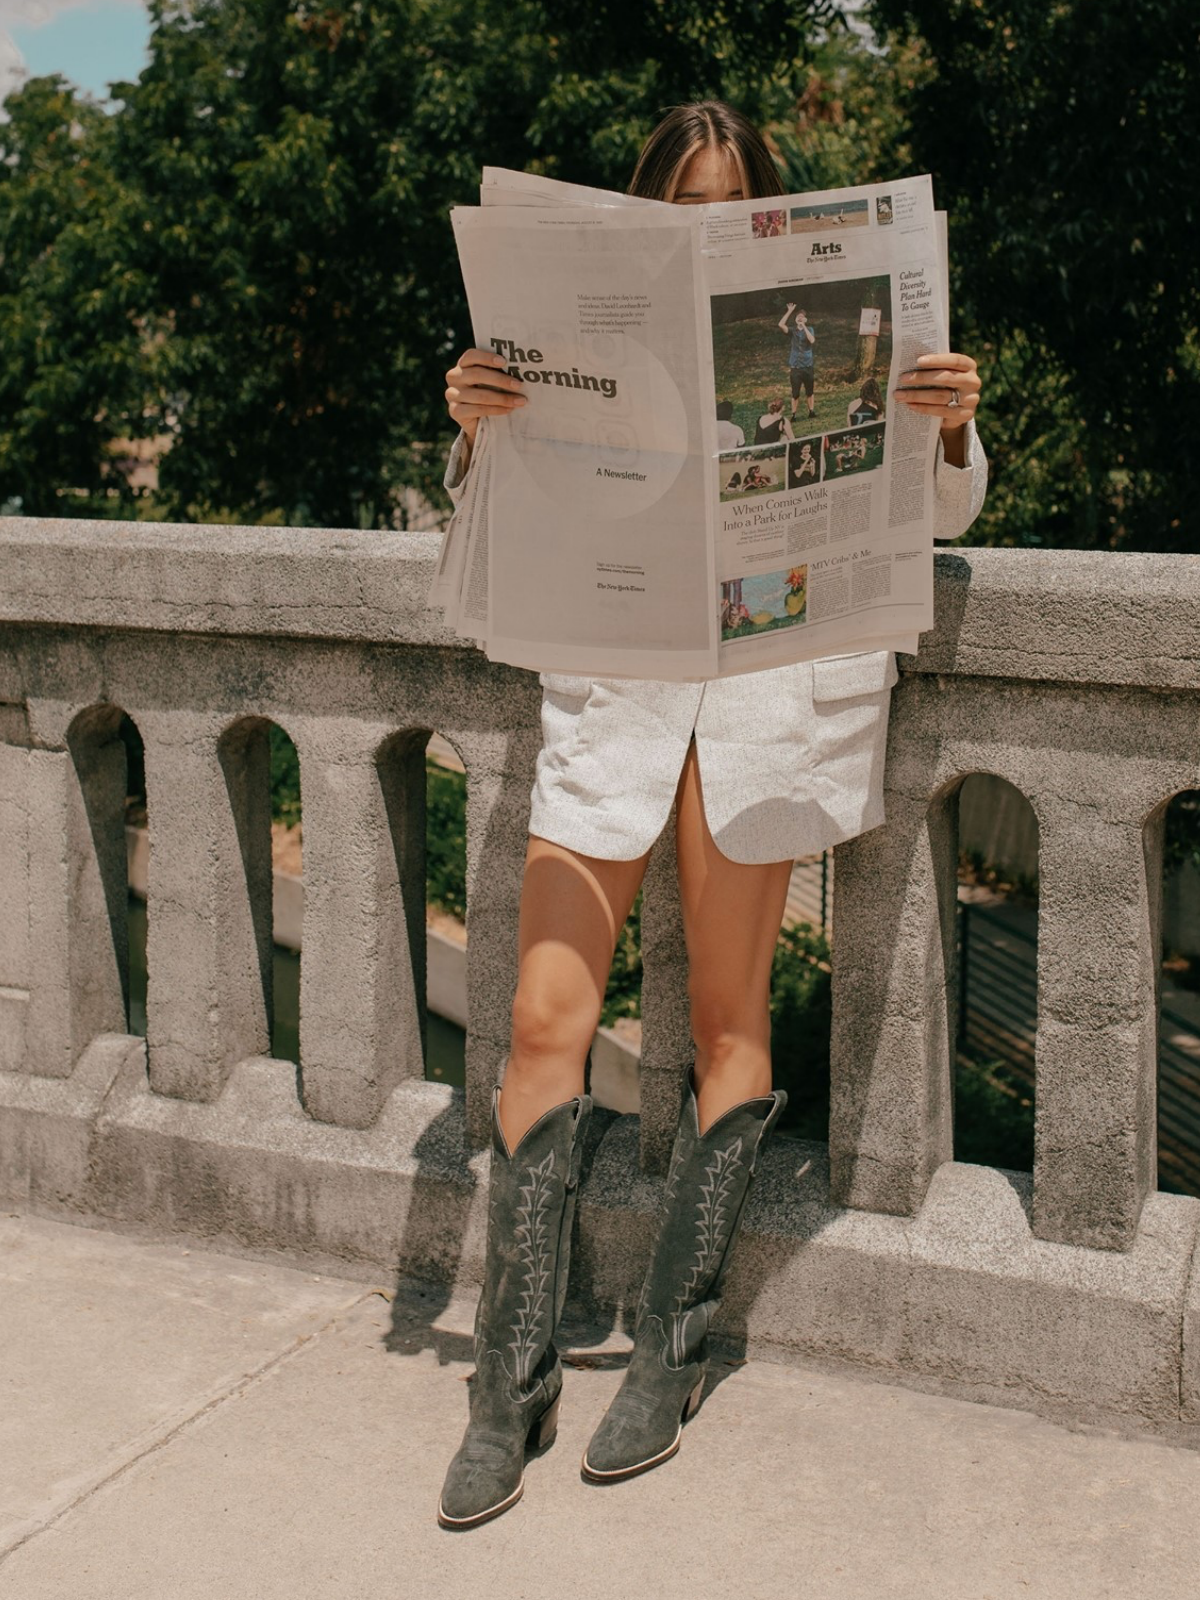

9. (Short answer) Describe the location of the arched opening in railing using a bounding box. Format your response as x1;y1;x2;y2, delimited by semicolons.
65;703;141;1047
216;715;300;1066
953;772;1038;1172
1157;789;1200;1197
424;730;468;1087
267;722;302;1066
119;714;148;1036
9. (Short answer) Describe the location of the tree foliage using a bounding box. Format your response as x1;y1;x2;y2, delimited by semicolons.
868;0;1200;551
2;0;1197;549
0;77;147;515
96;0;838;528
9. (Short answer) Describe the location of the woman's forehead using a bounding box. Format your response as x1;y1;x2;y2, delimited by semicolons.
674;144;743;201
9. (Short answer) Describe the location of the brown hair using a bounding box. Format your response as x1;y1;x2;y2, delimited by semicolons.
860;377;884;409
628;101;784;204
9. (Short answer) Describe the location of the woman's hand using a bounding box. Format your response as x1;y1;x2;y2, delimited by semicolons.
445;348;527;446
894;351;981;463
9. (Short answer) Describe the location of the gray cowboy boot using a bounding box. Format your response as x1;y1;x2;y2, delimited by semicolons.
582;1073;784;1482
438;1090;591;1529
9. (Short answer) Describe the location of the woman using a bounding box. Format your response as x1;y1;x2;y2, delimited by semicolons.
437;101;984;1531
847;376;884;428
753;397;795;446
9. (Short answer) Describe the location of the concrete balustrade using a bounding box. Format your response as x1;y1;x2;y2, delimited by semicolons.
0;520;1199;1427
140;709;275;1101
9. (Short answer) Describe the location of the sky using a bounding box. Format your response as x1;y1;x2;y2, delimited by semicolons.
0;0;151;106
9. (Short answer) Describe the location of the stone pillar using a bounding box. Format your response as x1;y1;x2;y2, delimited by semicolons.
139;710;272;1102
1034;800;1160;1250
638;814;692;1173
16;705;130;1080
458;732;530;1149
829;785;959;1215
292;717;425;1129
20;749;73;1077
0;732;32;1071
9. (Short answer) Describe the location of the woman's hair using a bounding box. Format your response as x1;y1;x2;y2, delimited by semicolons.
860;377;883;408
629;101;784;203
765;399;784;414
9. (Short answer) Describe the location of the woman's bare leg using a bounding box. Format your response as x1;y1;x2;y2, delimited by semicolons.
673;740;793;1134
499;834;650;1150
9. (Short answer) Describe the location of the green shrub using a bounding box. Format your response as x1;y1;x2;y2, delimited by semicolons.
269;723;302;829
769;922;832;1138
954;1053;1034;1173
599;892;643;1027
425;760;468;922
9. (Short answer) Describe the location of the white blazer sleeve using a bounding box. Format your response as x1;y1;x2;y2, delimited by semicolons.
932;419;988;542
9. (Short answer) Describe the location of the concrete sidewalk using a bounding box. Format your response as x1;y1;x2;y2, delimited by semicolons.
2;1214;1199;1600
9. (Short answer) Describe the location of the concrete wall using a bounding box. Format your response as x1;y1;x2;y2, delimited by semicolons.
1;522;1199;1425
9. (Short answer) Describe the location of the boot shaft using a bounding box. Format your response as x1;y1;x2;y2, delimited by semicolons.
637;1076;785;1364
474;1093;592;1395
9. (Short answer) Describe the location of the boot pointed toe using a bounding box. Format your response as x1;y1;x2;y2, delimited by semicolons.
582;1365;700;1481
438;1428;525;1528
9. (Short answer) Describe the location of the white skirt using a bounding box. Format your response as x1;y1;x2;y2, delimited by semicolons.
528;649;899;865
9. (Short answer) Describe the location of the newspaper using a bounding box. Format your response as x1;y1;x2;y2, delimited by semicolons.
432;170;949;679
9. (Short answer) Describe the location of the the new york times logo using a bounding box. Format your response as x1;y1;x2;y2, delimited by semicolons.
810;242;843;257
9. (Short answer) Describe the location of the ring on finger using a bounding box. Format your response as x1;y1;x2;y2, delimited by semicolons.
946;388;961;409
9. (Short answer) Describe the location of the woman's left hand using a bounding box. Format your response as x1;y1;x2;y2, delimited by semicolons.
894;352;981;436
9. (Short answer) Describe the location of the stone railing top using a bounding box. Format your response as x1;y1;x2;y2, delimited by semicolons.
913;547;1200;691
0;516;457;650
1;517;1197;690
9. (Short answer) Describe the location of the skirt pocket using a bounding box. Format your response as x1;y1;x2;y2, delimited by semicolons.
538;671;596;699
810;650;898;703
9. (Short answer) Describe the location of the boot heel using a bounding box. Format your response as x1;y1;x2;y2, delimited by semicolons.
683;1378;704;1422
529;1392;561;1452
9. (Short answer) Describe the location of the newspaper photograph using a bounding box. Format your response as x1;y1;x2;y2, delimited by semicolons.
432;170;948;680
699;173;943;675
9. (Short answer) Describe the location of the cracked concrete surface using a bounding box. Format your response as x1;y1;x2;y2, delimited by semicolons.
3;1211;1200;1600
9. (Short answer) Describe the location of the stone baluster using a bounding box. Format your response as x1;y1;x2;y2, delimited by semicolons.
289;716;426;1129
138;709;273;1101
829;780;959;1216
1034;799;1161;1250
11;701;131;1080
456;726;536;1149
0;719;33;1072
637;815;692;1173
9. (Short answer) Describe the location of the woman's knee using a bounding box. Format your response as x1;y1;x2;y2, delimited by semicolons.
509;971;600;1066
688;984;770;1065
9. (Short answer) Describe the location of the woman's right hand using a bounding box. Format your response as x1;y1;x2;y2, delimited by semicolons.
445;348;527;446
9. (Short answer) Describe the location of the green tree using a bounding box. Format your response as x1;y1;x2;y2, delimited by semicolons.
868;0;1200;552
103;0;841;528
0;76;147;516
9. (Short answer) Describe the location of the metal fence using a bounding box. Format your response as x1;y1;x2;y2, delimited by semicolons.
956;901;1037;1080
1158;1008;1200;1195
